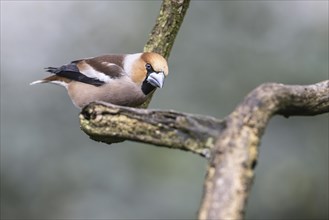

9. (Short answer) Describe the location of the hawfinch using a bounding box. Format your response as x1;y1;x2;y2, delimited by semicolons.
31;52;169;108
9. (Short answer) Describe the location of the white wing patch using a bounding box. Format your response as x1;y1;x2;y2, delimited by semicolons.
101;61;117;68
80;64;112;83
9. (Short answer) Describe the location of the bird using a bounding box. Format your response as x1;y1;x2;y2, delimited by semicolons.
30;52;169;108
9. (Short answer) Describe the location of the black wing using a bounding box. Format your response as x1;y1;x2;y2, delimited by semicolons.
45;63;105;87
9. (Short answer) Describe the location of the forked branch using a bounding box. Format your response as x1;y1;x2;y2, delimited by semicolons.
80;81;328;219
79;0;329;219
198;80;329;220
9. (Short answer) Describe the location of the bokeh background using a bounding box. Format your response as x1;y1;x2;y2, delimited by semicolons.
1;1;328;219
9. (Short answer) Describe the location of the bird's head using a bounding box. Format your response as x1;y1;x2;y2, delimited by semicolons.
127;52;168;94
141;52;169;88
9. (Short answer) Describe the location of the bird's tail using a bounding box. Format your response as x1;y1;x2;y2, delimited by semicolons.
30;79;46;85
30;66;62;85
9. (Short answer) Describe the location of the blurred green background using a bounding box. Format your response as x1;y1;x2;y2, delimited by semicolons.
1;1;328;219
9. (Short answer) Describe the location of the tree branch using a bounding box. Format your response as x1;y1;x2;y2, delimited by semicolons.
141;0;190;108
80;102;224;157
144;0;190;59
198;80;329;220
80;80;329;219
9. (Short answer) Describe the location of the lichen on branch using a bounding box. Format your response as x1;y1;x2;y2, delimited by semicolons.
80;101;224;157
144;0;190;59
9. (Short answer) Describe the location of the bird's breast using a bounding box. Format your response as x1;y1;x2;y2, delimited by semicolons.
67;79;147;108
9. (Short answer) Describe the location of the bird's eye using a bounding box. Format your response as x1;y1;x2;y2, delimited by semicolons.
145;63;152;71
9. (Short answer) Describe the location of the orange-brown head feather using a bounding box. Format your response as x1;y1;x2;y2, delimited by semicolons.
130;52;168;85
141;52;168;76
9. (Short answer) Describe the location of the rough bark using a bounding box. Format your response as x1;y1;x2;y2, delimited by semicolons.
143;0;190;59
80;81;329;219
80;103;224;157
198;80;329;220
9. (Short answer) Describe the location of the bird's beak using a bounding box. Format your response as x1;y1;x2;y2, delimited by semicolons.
147;72;165;88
